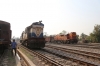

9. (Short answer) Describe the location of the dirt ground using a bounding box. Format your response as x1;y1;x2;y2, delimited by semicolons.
19;47;45;66
0;48;16;66
7;49;16;66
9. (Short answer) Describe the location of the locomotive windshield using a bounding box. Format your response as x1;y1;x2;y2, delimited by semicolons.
30;22;44;37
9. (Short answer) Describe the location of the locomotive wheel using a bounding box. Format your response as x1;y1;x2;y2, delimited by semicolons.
22;41;25;46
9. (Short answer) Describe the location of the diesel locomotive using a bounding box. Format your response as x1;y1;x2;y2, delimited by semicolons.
20;21;45;48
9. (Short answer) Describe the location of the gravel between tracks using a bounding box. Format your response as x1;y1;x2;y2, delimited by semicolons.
0;49;16;66
61;43;100;49
20;45;84;66
19;46;46;66
35;51;76;66
36;49;78;66
47;44;100;54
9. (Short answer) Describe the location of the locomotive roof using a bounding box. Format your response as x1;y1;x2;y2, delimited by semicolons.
25;22;44;32
32;22;44;26
0;20;10;25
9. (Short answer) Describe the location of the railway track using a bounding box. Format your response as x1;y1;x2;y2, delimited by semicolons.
20;45;64;66
46;44;100;66
0;49;7;65
65;43;100;49
35;48;80;66
19;44;100;66
48;43;100;49
20;44;96;66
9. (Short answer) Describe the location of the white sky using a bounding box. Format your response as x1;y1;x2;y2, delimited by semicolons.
0;0;100;38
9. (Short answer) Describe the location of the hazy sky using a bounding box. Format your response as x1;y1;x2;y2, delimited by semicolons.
0;0;100;38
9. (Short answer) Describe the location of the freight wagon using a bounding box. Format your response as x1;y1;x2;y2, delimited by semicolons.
0;20;11;48
45;36;54;43
20;21;45;48
45;36;50;43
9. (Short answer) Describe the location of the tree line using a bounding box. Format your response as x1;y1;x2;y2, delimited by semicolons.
80;24;100;43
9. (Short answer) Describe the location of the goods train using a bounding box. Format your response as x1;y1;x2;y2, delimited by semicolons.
45;32;78;44
20;21;45;48
0;20;12;48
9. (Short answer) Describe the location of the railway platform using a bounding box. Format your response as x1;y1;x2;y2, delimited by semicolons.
16;49;36;66
5;48;36;66
15;53;21;66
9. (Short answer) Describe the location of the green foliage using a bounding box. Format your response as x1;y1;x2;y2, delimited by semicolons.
59;33;62;35
79;33;91;43
59;30;67;35
90;24;100;43
80;24;100;43
80;33;87;40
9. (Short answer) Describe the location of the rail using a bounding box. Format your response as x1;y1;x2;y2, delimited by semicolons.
46;45;100;66
20;45;64;66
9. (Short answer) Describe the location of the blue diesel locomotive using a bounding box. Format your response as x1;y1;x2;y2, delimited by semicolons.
20;21;45;48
